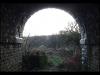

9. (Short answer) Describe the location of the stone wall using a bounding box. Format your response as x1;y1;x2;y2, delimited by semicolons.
0;44;23;71
0;3;99;72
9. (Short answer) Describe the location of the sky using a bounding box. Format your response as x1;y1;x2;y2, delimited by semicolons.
23;8;76;37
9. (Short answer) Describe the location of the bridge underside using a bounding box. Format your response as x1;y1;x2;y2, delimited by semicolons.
0;3;100;72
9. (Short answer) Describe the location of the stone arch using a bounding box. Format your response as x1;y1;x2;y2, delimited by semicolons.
0;3;99;71
20;5;88;71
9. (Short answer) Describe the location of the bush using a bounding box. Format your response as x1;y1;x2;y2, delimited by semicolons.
22;50;48;71
48;55;63;66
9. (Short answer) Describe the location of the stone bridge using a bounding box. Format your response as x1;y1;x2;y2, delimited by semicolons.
0;3;100;71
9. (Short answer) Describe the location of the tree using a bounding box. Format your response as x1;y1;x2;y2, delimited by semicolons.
58;21;80;47
65;21;80;33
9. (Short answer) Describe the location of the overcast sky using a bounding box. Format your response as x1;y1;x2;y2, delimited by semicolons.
23;8;75;37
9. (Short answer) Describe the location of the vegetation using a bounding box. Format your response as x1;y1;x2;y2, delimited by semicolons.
22;22;81;71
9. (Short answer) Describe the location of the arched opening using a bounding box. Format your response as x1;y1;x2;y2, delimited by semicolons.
22;8;82;72
1;4;99;72
23;8;79;36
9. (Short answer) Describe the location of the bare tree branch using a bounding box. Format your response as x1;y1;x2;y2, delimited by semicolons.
65;21;80;33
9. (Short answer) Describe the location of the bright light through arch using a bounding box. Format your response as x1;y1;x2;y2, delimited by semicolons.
23;8;77;37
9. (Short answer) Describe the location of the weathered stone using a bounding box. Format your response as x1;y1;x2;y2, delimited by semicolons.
0;3;99;72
